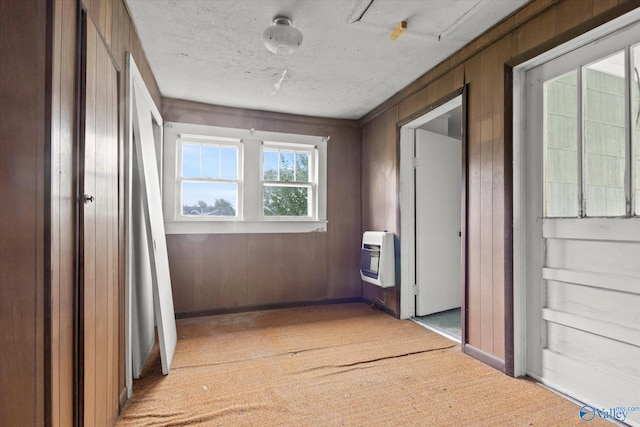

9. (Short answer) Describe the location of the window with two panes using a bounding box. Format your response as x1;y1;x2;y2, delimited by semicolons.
180;138;240;217
178;138;316;219
262;145;314;217
543;43;640;217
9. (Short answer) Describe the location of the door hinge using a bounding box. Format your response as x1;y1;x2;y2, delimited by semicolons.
412;157;417;169
413;284;419;295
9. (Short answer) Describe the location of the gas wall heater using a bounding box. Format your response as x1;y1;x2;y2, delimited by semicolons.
360;231;395;288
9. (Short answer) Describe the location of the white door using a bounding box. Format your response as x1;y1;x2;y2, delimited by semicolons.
415;129;462;316
525;20;640;425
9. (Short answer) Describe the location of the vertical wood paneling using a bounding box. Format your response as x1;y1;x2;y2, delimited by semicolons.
9;0;166;424
464;53;482;346
83;21;98;425
192;237;208;311
359;0;636;370
50;0;77;424
280;234;300;301
58;0;76;422
82;16;119;425
593;0;620;15
163;102;361;314
0;0;47;424
166;235;195;312
491;35;512;360
6;2;636;425
557;0;594;34
93;27;109;425
50;0;63;423
218;234;249;307
327;126;362;299
361;105;399;314
479;46;495;354
517;6;558;55
247;234;282;305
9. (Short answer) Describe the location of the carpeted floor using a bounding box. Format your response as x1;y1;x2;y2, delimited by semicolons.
117;303;607;426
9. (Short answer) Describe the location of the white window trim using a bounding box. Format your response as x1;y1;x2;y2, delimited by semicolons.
163;122;328;234
176;135;243;221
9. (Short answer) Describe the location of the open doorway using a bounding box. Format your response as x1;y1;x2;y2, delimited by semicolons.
398;91;466;344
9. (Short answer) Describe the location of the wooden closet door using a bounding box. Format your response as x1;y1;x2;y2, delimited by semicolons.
80;13;119;426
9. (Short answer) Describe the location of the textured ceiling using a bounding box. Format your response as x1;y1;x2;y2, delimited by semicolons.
125;0;529;119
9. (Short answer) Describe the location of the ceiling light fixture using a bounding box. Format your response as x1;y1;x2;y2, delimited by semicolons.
262;16;303;55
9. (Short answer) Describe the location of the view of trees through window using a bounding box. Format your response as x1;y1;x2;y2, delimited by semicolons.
263;149;311;217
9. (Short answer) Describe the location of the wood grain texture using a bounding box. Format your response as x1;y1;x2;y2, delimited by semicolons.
479;45;495;355
361;106;400;315
0;0;47;425
464;53;483;347
516;6;558;55
593;0;620;15
48;0;156;423
81;16;120;426
163;101;361;314
50;0;77;425
491;36;512;361
358;0;638;369
557;0;594;34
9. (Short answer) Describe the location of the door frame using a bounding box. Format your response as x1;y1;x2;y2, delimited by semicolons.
511;8;640;378
397;87;468;345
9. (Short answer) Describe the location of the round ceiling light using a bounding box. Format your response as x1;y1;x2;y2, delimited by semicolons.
262;16;303;55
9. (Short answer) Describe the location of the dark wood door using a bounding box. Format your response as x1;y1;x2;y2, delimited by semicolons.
79;13;120;426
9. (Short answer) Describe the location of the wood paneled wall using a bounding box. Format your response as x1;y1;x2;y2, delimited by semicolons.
162;99;362;315
359;0;639;370
0;1;48;425
0;0;148;420
360;106;400;313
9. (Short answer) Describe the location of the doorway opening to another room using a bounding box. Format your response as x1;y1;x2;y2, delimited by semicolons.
399;91;466;344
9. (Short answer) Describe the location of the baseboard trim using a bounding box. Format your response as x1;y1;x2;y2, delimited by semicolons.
362;297;400;319
464;344;506;373
174;298;363;319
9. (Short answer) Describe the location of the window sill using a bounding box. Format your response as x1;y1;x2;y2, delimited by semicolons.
164;220;328;234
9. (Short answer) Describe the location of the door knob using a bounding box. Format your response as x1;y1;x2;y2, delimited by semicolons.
83;194;95;204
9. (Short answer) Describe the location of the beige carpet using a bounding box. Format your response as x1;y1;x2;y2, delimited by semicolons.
117;303;607;426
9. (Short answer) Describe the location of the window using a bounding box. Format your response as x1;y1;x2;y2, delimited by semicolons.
178;137;241;218
163;123;327;234
262;144;315;218
543;43;640;217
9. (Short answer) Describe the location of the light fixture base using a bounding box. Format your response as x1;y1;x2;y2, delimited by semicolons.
263;15;303;55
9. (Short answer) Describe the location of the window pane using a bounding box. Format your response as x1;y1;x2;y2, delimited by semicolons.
263;150;278;180
182;143;201;178
584;51;626;216
295;152;310;182
201;145;219;179
279;152;295;182
220;147;237;180
263;186;309;216
544;71;579;217
634;44;640;215
182;181;237;216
